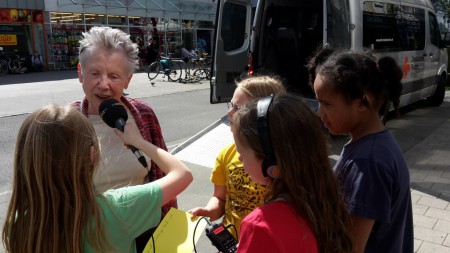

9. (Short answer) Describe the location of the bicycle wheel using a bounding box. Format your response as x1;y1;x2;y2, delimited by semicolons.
167;61;182;82
147;62;160;80
0;60;8;76
193;68;208;80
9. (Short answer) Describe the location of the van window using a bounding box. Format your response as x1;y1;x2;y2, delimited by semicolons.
429;13;440;47
221;3;247;51
363;2;425;52
399;5;425;51
327;0;351;49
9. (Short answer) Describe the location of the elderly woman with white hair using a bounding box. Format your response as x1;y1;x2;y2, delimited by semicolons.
70;26;177;252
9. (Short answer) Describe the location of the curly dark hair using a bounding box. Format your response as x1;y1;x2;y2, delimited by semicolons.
317;51;403;119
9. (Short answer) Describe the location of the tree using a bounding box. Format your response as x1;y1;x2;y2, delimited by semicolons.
432;0;450;32
432;0;450;17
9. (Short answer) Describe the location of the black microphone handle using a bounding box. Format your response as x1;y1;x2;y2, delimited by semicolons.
115;119;149;169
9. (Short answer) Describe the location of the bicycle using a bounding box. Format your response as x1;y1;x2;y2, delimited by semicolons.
147;53;182;82
177;56;202;83
7;52;27;74
194;56;211;80
178;55;211;83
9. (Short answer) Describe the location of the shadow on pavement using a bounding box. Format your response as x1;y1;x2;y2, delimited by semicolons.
387;98;450;202
0;70;78;85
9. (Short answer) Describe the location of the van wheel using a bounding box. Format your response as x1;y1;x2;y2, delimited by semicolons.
427;75;445;107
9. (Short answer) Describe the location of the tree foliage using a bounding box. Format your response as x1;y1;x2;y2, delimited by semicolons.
432;0;450;17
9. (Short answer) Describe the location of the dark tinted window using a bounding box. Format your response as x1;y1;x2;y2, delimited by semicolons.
400;5;425;51
327;0;351;49
363;2;425;51
429;13;440;47
221;3;247;51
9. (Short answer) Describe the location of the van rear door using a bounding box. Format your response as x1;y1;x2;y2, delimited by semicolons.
210;0;253;104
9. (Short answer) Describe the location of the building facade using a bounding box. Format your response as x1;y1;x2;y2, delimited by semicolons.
0;0;216;70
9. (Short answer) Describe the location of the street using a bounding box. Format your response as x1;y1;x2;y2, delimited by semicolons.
0;71;449;252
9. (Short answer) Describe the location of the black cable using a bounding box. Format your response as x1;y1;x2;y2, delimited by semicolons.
150;233;155;253
193;216;211;253
225;224;239;242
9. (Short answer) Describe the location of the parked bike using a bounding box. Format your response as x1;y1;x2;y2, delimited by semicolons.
147;53;182;82
0;50;27;75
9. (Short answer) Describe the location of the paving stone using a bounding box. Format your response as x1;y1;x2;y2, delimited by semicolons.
434;220;450;234
426;207;450;222
417;196;449;210
423;175;447;184
417;241;450;253
442;171;450;180
412;192;422;204
443;234;450;247
413;204;429;215
414;226;447;244
414;214;437;229
412;190;436;198
414;239;423;252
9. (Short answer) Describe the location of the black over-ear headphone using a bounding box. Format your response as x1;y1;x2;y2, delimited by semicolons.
257;94;278;178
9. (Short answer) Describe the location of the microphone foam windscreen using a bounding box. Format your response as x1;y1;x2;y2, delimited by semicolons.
99;99;128;128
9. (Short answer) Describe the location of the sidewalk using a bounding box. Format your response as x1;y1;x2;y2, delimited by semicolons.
0;69;209;117
0;71;449;252
394;95;450;252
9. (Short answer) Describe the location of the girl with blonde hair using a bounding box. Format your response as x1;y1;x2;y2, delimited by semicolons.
188;75;286;238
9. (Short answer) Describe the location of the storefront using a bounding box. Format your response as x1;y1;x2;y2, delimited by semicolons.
46;12;214;70
44;0;216;70
0;8;46;71
0;0;216;71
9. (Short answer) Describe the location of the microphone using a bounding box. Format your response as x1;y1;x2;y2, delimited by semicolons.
99;99;149;169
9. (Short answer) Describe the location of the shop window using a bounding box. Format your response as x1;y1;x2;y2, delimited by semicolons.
84;13;106;25
108;15;127;25
50;12;83;24
50;27;82;70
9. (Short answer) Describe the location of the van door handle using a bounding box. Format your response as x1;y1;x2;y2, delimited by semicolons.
423;53;428;57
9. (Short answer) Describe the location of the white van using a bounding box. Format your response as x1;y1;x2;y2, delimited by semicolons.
210;0;448;107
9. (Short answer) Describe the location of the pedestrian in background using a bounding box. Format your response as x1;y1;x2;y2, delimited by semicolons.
146;37;158;65
197;37;206;58
31;51;44;72
135;37;145;71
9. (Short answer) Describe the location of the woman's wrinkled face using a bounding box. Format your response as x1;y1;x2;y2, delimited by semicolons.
78;48;132;115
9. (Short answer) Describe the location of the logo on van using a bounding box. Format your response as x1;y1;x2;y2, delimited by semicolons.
402;56;411;80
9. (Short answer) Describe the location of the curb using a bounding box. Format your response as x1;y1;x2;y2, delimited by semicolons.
170;114;228;155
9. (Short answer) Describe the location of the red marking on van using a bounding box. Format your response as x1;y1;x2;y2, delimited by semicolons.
402;56;411;79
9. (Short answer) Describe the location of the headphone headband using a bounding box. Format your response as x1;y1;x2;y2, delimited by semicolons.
257;94;277;177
